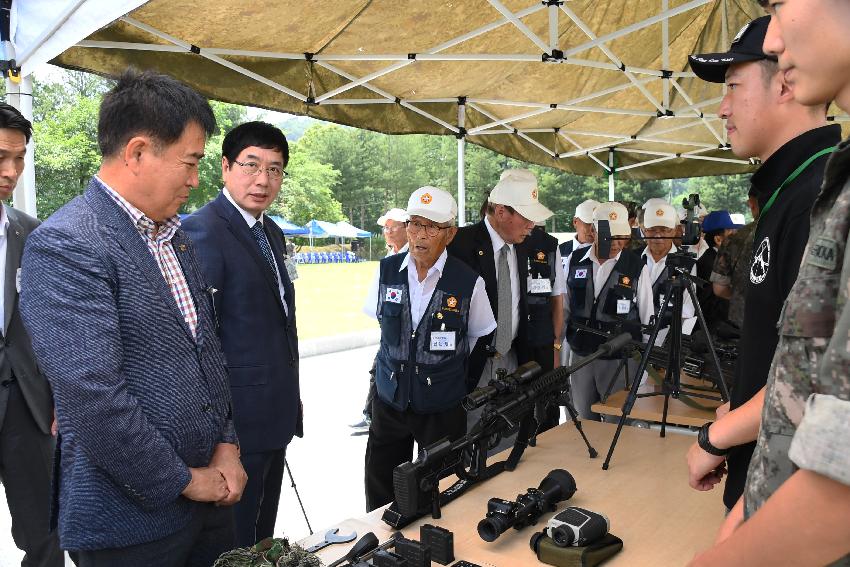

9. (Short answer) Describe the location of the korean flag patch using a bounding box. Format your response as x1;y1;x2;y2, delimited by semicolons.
574;268;588;280
385;288;403;303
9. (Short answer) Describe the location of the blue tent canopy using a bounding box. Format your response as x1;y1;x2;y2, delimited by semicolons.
304;219;344;238
269;215;309;235
335;221;371;238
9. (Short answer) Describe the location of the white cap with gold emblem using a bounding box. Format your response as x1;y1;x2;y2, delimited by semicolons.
488;168;554;223
406;186;458;223
644;203;678;229
575;199;600;224
593;202;631;236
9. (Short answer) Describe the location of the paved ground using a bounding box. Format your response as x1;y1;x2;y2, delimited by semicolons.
0;345;377;566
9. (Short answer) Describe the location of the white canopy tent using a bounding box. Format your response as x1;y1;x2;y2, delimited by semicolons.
5;0;842;220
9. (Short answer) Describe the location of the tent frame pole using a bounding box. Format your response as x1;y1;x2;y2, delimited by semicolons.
457;97;466;226
608;149;615;201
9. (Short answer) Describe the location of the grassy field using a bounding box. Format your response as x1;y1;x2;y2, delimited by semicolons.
292;262;379;340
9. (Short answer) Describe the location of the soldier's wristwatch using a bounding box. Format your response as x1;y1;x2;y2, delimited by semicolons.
553;342;562;351
698;422;728;456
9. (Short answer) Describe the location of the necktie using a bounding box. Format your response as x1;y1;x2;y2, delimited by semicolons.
495;244;513;355
250;221;279;287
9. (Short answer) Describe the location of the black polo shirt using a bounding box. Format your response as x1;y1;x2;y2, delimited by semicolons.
724;124;841;509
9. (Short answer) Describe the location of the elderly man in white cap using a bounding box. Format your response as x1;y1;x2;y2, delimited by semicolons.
636;203;697;347
558;199;599;365
362;187;496;511
564;202;644;419
560;199;599;268
378;207;410;255
448;169;553;426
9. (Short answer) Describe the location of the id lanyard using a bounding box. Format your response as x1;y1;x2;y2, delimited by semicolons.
757;146;836;228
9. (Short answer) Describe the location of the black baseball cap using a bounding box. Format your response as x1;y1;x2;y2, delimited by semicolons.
688;16;777;84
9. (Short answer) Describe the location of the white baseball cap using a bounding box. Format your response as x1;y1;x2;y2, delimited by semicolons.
574;199;600;224
377;207;409;227
488;169;554;223
593;202;631;236
642;197;669;210
406;186;457;223
644;203;678;229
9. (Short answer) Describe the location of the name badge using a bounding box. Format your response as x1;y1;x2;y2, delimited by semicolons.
430;331;456;351
616;299;631;315
529;278;552;294
385;288;403;303
574;268;588;279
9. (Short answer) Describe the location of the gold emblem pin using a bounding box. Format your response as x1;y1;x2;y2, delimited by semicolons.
656;208;665;217
609;211;618;221
420;193;433;204
436;312;444;319
447;296;458;308
622;276;630;286
478;250;484;256
536;251;545;261
178;244;187;252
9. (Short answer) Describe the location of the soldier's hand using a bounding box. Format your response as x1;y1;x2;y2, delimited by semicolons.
182;467;230;502
686;441;727;491
715;402;731;420
209;443;247;506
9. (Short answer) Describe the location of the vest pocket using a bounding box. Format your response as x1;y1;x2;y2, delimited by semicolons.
380;302;403;346
374;354;400;406
410;358;467;414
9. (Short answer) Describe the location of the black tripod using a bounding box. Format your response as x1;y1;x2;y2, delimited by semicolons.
601;254;730;470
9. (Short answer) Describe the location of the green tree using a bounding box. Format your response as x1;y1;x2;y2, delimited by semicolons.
687;174;752;218
187;100;248;212
271;145;344;225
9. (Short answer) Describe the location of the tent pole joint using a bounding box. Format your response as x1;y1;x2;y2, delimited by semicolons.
189;44;200;54
661;69;673;79
306;96;317;106
656;109;675;118
455;127;467;139
304;52;314;61
457;96;467;105
542;0;564;5
542;49;565;63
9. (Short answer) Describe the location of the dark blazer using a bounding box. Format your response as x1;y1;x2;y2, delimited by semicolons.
182;192;301;454
447;220;530;383
0;206;53;434
19;178;236;551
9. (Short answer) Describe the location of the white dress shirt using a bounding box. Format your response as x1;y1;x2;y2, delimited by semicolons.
549;247;567;296
223;188;288;315
637;244;697;344
364;249;496;351
0;205;8;333
484;217;520;341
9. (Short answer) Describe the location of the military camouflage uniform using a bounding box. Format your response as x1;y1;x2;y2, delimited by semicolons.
710;221;756;327
744;140;850;565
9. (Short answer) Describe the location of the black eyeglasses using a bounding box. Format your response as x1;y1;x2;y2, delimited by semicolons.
405;220;450;237
232;160;287;180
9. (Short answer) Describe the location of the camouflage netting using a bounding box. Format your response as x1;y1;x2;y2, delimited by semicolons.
213;537;323;567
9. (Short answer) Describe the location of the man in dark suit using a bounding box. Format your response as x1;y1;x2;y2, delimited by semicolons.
20;70;245;567
447;169;554;425
0;104;63;567
183;121;301;547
